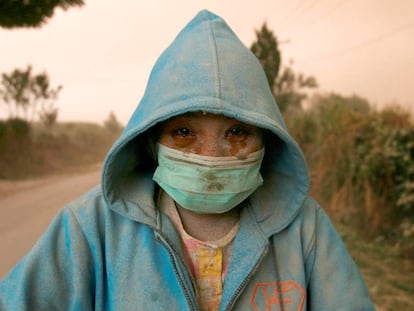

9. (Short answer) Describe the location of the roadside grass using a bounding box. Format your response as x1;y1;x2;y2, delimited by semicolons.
336;222;414;310
0;121;121;180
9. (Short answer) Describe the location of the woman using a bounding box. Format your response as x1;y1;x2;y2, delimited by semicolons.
0;10;374;310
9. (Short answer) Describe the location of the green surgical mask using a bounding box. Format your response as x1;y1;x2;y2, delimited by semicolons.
152;144;264;214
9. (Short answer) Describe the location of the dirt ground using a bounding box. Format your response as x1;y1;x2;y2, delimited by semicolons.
336;223;414;311
0;165;102;278
0;163;102;199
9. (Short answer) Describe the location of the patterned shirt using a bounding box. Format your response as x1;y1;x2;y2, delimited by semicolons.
159;192;239;311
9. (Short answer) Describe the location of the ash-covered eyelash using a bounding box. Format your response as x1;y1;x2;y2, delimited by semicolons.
173;127;192;137
227;125;250;136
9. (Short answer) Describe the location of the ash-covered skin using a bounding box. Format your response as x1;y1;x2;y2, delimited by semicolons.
158;112;264;158
158;112;263;194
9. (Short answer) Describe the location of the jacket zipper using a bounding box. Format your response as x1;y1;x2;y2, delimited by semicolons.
155;231;198;311
224;245;269;311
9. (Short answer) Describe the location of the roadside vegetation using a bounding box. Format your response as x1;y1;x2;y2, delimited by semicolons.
337;222;414;310
250;24;414;310
286;96;414;258
0;64;123;179
278;92;414;310
0;116;122;179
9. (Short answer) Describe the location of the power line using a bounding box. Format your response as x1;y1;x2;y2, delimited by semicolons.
283;0;322;30
280;0;311;21
295;0;348;31
297;19;414;64
284;0;355;40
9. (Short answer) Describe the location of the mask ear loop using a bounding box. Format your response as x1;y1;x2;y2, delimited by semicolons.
173;200;185;224
155;188;163;209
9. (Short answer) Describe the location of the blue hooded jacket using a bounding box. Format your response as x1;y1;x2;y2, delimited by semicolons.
0;10;374;311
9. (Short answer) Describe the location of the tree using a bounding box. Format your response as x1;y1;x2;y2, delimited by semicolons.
275;67;318;113
250;22;318;114
0;0;84;28
250;22;281;92
104;111;123;133
0;66;62;124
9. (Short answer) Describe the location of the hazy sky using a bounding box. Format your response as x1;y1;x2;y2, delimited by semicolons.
1;0;414;124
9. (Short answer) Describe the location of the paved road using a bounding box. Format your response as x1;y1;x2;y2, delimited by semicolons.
0;168;101;279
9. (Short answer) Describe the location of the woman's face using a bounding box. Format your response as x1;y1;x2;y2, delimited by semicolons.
158;112;263;157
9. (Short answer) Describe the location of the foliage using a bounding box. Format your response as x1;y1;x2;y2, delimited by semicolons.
287;93;414;257
39;107;59;128
1;118;31;139
0;118;32;178
0;0;84;28
250;21;412;249
354;107;414;224
275;67;318;114
0;121;121;179
250;23;281;92
104;111;123;133
337;222;414;310
0;66;62;126
250;23;318;114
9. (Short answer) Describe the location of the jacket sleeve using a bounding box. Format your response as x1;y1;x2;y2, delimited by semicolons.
306;202;376;310
0;207;95;310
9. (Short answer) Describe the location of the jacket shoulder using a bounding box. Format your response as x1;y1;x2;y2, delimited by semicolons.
62;185;114;238
66;184;104;211
295;197;320;252
292;197;336;261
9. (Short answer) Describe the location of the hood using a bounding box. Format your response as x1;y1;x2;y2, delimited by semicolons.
102;10;309;235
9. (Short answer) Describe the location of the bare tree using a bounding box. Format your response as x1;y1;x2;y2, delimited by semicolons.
0;66;62;125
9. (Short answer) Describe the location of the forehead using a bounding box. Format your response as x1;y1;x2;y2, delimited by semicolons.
162;112;248;125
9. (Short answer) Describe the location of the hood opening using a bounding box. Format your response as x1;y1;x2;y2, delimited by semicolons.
101;10;310;230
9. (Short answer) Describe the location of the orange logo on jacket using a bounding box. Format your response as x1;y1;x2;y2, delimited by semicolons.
250;281;305;311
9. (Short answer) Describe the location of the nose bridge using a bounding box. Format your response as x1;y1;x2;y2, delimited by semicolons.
199;131;224;156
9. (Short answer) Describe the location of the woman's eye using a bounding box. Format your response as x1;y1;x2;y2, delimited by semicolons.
174;127;191;137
